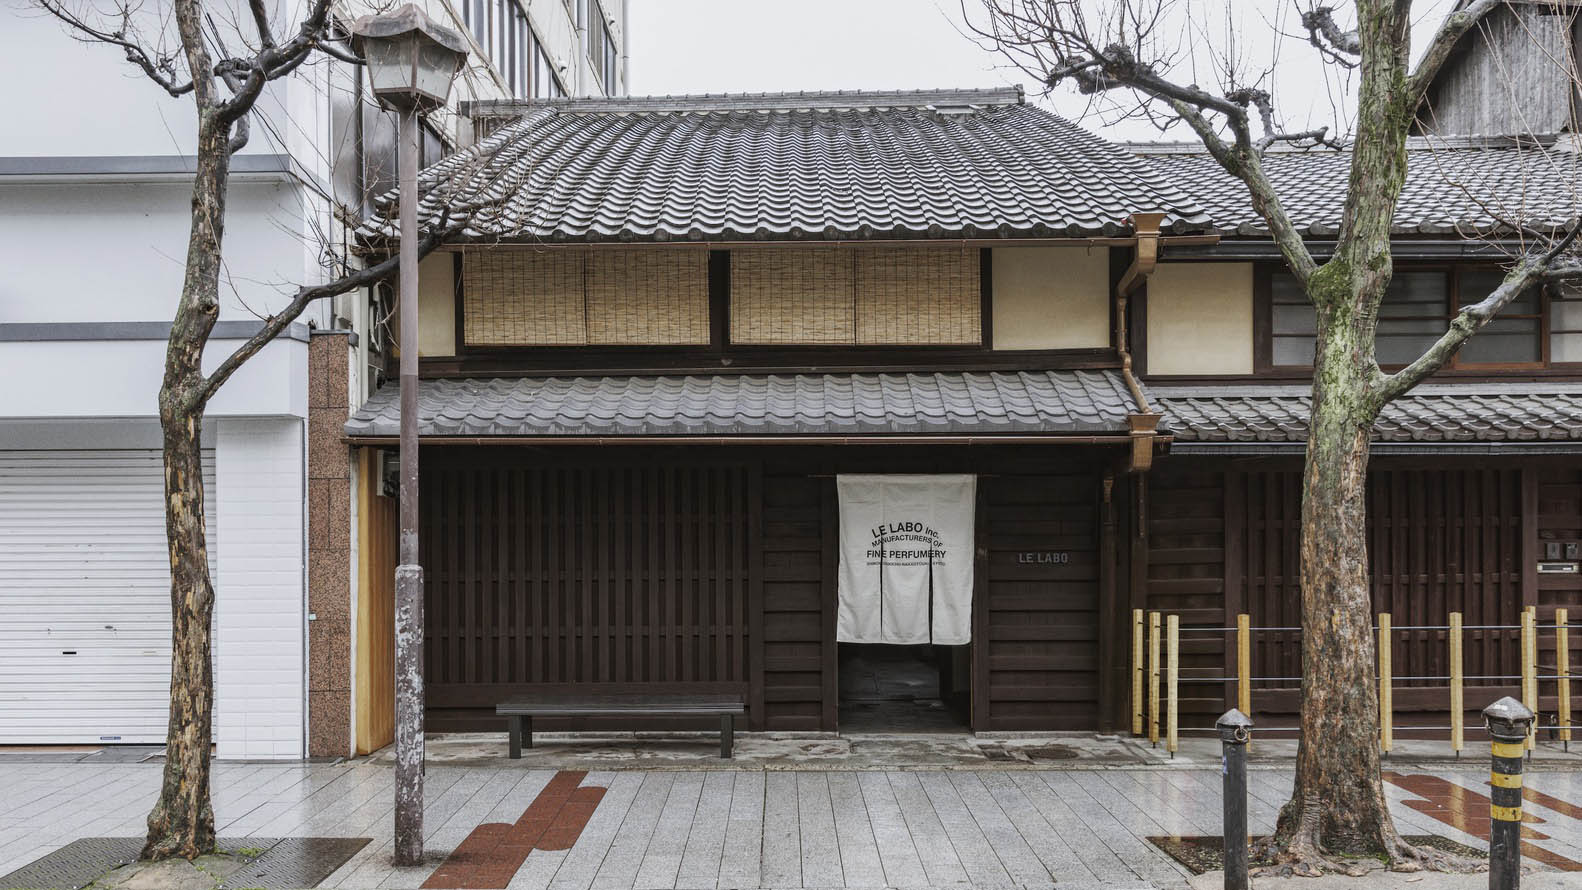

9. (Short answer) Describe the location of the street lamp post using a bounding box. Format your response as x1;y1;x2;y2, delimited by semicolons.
349;5;467;867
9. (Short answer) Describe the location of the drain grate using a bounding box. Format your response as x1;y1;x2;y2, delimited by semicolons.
215;837;370;889
0;836;370;890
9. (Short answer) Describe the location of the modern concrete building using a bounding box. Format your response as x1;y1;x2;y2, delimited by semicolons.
0;0;628;759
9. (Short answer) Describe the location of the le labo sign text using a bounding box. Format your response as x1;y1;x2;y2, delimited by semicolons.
1017;551;1071;565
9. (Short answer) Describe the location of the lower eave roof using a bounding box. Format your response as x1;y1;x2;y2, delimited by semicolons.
1154;383;1582;450
343;371;1150;440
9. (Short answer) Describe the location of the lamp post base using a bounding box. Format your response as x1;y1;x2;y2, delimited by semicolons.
394;562;425;866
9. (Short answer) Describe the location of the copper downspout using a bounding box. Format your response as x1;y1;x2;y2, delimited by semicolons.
1118;212;1167;472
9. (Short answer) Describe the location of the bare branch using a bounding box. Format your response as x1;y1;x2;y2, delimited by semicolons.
198;220;460;405
961;1;1320;282
36;0;195;97
247;0;274;49
1299;4;1360;68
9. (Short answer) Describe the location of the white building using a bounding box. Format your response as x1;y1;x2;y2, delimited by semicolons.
0;0;627;760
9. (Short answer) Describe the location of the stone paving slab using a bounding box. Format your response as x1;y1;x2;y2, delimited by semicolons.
2;758;1582;890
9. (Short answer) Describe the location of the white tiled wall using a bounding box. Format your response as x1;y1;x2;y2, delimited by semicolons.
214;418;306;759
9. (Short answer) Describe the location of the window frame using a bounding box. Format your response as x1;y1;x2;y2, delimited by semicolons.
1254;261;1580;375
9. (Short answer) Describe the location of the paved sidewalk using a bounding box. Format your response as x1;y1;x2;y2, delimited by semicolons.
4;758;1582;889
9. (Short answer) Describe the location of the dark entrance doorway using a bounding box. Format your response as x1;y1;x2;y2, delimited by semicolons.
837;643;969;732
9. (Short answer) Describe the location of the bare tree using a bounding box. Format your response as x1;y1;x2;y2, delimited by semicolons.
964;0;1582;875
31;0;488;860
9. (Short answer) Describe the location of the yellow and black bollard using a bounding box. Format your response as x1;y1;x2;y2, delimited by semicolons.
1484;696;1535;890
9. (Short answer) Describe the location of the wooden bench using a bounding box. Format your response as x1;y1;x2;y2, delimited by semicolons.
496;693;747;759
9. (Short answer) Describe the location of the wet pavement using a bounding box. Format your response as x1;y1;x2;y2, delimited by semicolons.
4;739;1582;889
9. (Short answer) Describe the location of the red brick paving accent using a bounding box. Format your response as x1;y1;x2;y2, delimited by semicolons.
1383;771;1582;871
421;771;607;889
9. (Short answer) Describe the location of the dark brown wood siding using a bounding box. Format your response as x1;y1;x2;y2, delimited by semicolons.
1538;466;1582;715
421;453;755;730
758;470;827;731
1146;458;1573;732
416;445;1119;733
980;472;1103;730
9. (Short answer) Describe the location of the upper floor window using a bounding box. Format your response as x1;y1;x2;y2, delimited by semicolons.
463;249;710;347
1263;265;1582;371
730;247;982;346
533;41;565;98
588;0;616;92
457;246;985;351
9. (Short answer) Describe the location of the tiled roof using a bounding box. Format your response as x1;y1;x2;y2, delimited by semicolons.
1154;384;1582;445
1133;137;1582;237
375;88;1207;243
344;370;1150;438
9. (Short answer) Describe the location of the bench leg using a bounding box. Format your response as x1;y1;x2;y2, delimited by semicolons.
720;714;734;759
524;716;533;749
509;716;521;759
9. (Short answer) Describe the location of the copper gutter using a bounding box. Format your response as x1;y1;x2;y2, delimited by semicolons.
344;434;1160;447
428;235;1225;251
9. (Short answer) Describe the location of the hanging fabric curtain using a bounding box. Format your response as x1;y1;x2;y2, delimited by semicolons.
836;474;976;645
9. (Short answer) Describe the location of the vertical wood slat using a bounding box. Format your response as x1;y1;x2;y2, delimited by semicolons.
681;469;695;682
971;479;991;732
821;478;839;731
716;467;731;683
661;467;675;683
546;470;561;681
748;464;765;728
1223;472;1246;709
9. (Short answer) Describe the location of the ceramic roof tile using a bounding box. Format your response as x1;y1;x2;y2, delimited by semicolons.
1153;384;1582;445
345;370;1150;439
1132;137;1582;237
369;88;1207;243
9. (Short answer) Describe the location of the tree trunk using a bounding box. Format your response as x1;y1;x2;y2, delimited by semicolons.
143;99;229;860
142;411;218;860
1270;306;1399;868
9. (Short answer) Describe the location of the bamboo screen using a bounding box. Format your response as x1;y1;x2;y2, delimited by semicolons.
730;246;981;345
730;248;856;344
855;246;981;345
585;249;710;345
462;248;710;346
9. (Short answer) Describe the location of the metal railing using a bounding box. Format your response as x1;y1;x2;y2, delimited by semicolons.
1130;606;1579;756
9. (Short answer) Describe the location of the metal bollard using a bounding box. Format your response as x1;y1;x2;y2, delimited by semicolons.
1484;696;1535;890
1216;708;1253;890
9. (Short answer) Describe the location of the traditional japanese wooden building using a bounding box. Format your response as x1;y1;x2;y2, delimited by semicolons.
328;86;1582;751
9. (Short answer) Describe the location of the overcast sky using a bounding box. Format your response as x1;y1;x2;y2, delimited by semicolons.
627;0;1462;142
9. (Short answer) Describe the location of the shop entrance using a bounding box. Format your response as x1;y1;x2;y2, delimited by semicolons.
837;643;970;732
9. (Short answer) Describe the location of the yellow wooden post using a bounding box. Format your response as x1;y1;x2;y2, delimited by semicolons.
1558;607;1571;750
1523;606;1538;751
1132;608;1144;736
1148;611;1161;745
1166;614;1179;756
1237;613;1251;718
1449;611;1464;755
1378;612;1393;754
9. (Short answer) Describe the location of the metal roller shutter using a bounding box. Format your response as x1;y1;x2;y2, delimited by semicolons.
0;450;217;744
